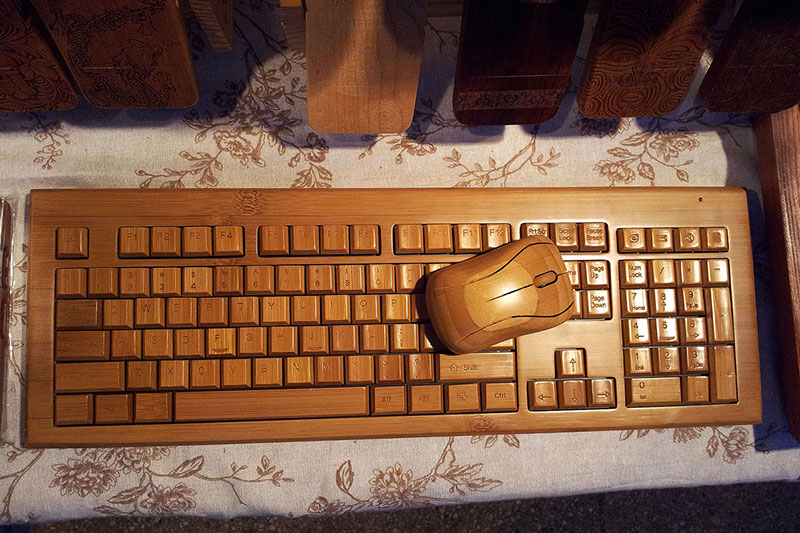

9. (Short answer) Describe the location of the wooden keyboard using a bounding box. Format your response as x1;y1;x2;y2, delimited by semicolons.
26;188;761;446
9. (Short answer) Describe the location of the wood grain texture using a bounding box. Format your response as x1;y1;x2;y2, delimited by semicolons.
279;2;306;53
577;0;724;119
26;188;760;446
754;105;800;443
699;0;800;113
305;0;428;133
426;236;573;353
0;0;77;112
452;0;587;125
29;0;198;109
186;0;234;51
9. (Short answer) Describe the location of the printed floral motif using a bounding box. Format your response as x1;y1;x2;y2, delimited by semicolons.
620;426;755;464
22;112;70;170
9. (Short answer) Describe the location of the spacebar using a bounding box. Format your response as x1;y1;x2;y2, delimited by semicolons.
174;387;370;421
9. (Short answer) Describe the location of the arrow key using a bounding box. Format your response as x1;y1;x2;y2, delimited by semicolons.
558;380;587;408
556;348;586;377
528;380;557;410
589;378;616;408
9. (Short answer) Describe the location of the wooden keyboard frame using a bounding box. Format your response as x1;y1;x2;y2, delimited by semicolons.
26;188;761;446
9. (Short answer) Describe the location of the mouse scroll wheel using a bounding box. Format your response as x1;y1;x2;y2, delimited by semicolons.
533;270;558;288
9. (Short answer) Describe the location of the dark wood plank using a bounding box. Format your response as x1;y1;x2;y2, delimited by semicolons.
699;0;800;113
754;105;800;442
29;0;198;109
0;0;77;112
577;0;724;119
452;0;587;125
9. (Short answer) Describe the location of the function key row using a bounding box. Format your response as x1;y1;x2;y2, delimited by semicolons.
258;225;379;256
522;222;608;252
394;223;511;254
120;226;244;258
618;227;728;253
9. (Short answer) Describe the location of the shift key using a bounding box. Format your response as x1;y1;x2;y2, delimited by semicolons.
438;353;515;382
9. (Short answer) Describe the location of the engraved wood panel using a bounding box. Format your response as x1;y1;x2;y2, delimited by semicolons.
699;0;800;113
0;0;77;112
452;0;587;125
577;0;724;119
29;0;198;109
187;0;234;52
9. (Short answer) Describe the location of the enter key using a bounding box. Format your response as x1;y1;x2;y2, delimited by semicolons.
438;352;515;382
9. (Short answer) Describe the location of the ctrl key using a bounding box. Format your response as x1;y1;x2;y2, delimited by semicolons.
134;393;173;423
55;394;94;425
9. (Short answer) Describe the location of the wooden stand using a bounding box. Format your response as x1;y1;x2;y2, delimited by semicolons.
755;105;800;442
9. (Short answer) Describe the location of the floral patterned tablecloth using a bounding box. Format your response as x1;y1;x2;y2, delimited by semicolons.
0;1;797;523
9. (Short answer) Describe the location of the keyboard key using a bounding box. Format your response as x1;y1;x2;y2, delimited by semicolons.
424;224;453;253
563;261;580;288
678;287;705;315
55;362;125;393
316;355;344;385
167;298;197;328
175;387;370;421
583;290;611;319
681;346;708;373
120;268;150;297
588;378;616;408
103;330;139;361
285;356;314;385
646;228;673;252
206;328;236;357
570;291;583;319
579;222;607;252
321;225;349;255
528;380;557;410
174;329;205;358
367;264;395;293
300;325;329;355
419;324;446;352
622;318;650;346
406;353;434;382
322;295;351;324
307;265;336;294
56;269;87;298
383;294;411;323
556;349;585;377
293;296;321;325
127;361;158;391
259;225;290;256
213;226;244;256
222;359;251;388
198;297;228;326
626;377;681;406
337;264;365;294
521;223;550;239
648;259;676;287
653;347;680;374
276;265;305;295
350;225;380;255
360;324;389;353
372;386;406;415
396;264;426;293
409;385;443;414
352;295;380;323
95;394;133;424
143;329;173;359
377;354;404;383
183;226;213;257
482;382;517;412
679;317;707;345
253;358;283;387
152;267;181;296
330;325;359;354
650;288;676;316
391;323;419;353
581;261;609;289
410;293;427;322
270;326;298;355
624;348;653;375
446;383;480;413
438;352;515;382
262;296;291;325
482;223;511;250
191;360;220;389
119;227;149;258
134;393;173;423
703;259;730;286
682;375;710;404
151;227;181;257
651;317;679;345
346;355;375;384
291;225;320;255
551;222;579;251
454;224;482;253
160;360;190;390
88;268;118;297
183;267;213;296
214;266;243;296
238;327;267;356
621;289;648;317
103;300;134;329
702;227;728;251
135;298;165;328
620;260;647;288
674;227;701;252
394;224;424;254
245;266;274;295
709;345;737;402
55;395;93;425
706;287;734;343
617;228;645;253
230;297;261;326
558;380;587;408
56;330;110;361
57;227;89;259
